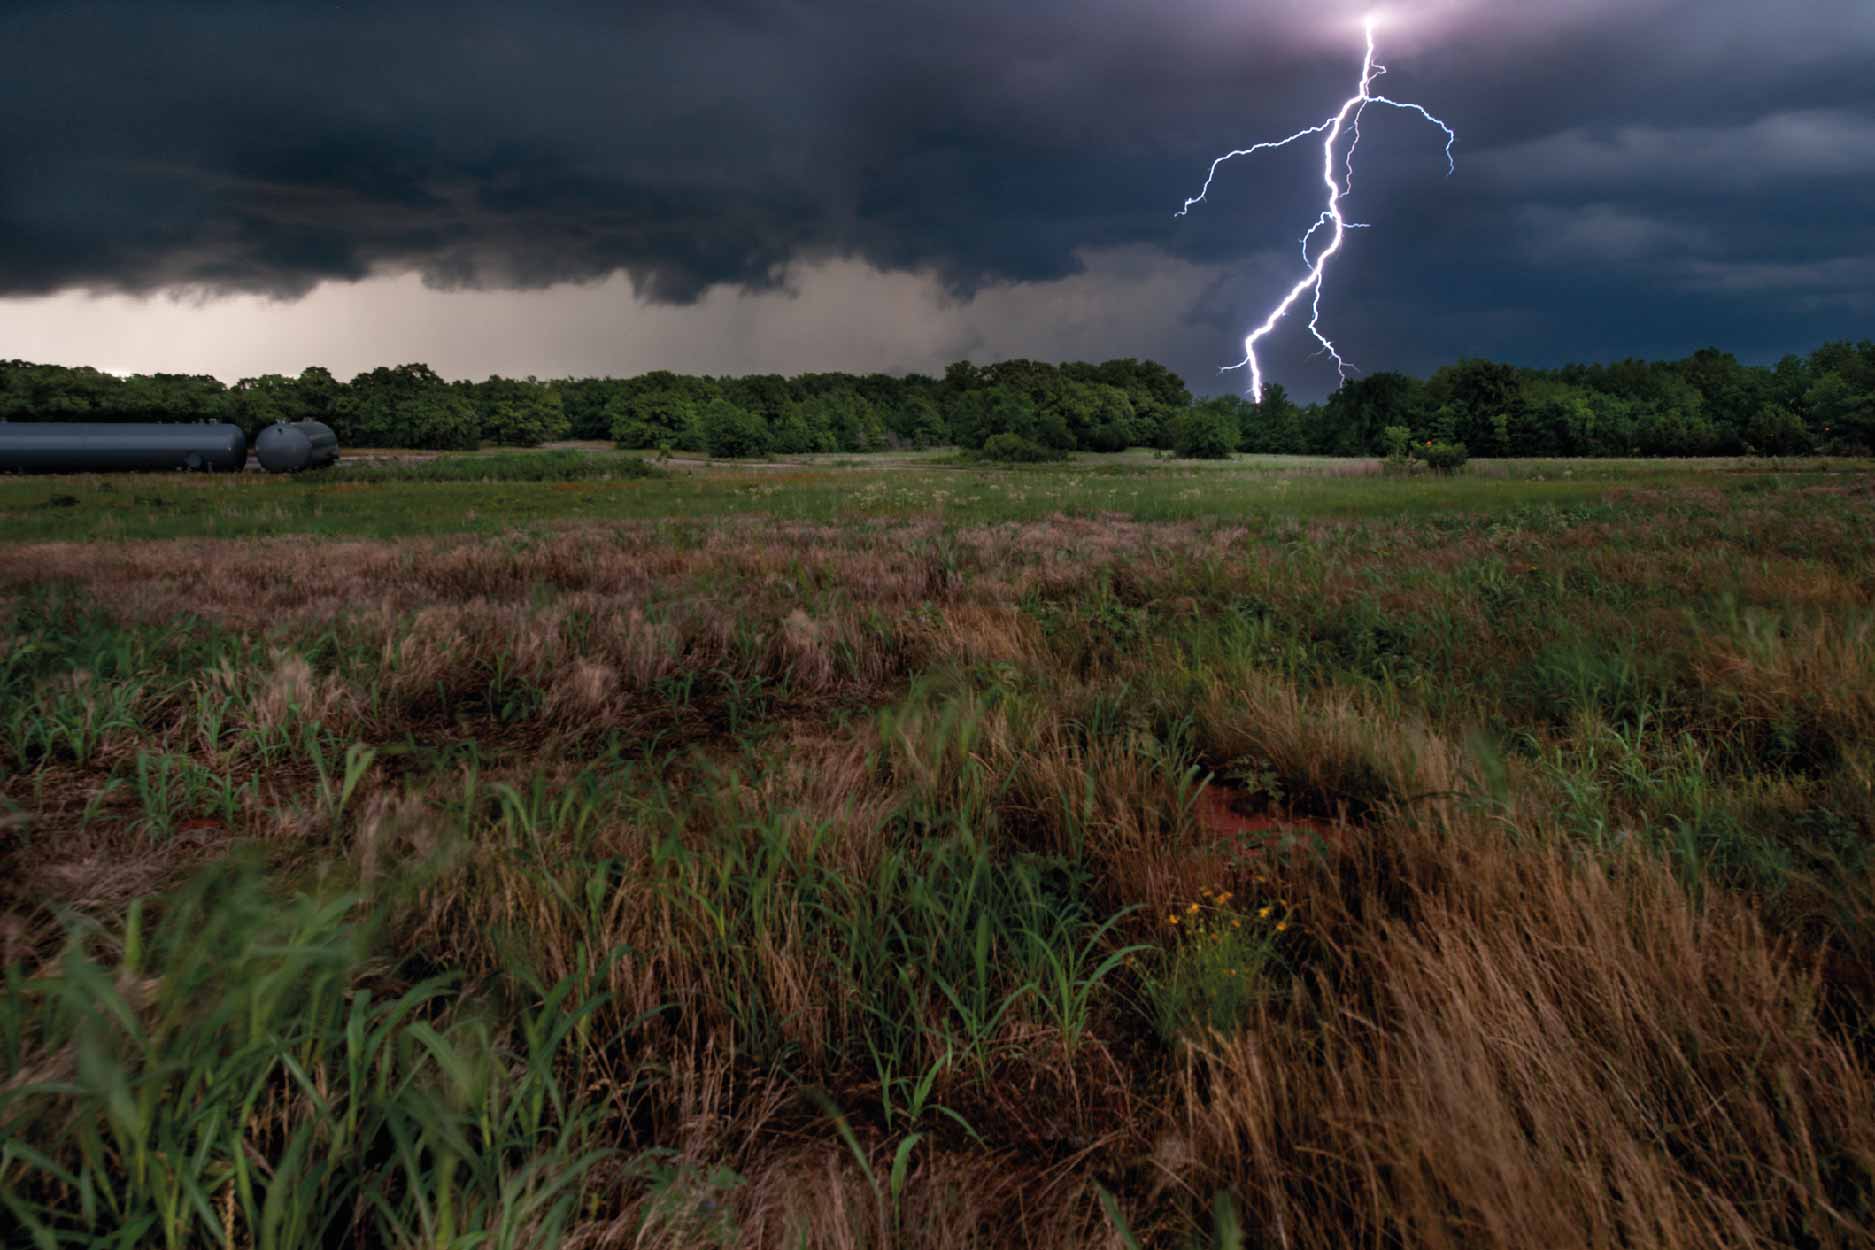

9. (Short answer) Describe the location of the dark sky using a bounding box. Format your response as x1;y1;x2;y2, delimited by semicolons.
2;0;1871;396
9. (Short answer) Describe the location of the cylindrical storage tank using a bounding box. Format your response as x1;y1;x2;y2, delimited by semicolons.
0;422;247;473
255;420;341;473
297;419;340;469
255;422;312;473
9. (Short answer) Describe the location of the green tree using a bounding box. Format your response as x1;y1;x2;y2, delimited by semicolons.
1240;384;1304;454
1174;399;1240;459
769;402;837;454
470;376;570;446
229;374;295;438
1318;372;1423;455
896;390;949;448
1047;379;1102;448
1745;404;1813;456
1427;359;1522;455
950;386;1039;450
334;363;479;449
609;388;702;451
1808;340;1875;393
1069;357;1192;447
289;367;342;423
1805;372;1875;453
700;398;772;459
830;390;887;452
1678;347;1763;452
940;359;983;399
555;379;611;439
730;373;793;414
1078;385;1142;452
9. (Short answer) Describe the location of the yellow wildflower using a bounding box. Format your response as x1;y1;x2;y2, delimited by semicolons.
1276;921;1289;932
1257;906;1272;919
1187;901;1200;914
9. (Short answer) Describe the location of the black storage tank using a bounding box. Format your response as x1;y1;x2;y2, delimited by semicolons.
255;420;340;473
0;422;248;473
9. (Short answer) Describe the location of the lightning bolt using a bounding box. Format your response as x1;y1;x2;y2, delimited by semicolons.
1177;17;1455;401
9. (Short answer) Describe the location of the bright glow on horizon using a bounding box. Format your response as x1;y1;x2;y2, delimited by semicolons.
1177;16;1455;401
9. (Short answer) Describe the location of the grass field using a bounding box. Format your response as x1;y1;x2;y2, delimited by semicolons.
3;452;1874;1247
0;447;1862;541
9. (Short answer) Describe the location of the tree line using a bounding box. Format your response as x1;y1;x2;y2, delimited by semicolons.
1215;342;1875;459
2;341;1871;458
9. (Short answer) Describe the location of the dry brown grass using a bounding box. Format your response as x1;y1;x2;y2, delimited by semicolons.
1178;816;1875;1250
1696;611;1875;743
5;488;1875;1247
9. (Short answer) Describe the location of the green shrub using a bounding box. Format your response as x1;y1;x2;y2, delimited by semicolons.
1415;440;1470;473
979;433;1066;463
1380;425;1426;476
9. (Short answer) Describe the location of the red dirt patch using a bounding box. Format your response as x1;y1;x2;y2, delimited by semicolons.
1195;785;1344;845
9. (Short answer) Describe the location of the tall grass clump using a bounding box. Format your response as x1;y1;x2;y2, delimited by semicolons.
0;859;616;1250
1169;825;1875;1250
659;818;1145;1137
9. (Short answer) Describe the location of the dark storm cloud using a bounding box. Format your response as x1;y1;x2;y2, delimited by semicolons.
2;0;1872;389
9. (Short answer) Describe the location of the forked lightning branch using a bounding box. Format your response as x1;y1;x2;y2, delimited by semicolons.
1177;16;1456;401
